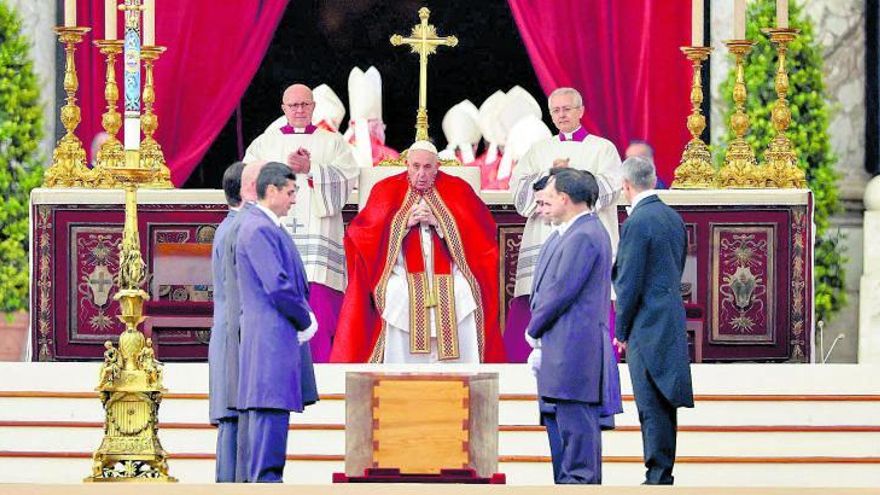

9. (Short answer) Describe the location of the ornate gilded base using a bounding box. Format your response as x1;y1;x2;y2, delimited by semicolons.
44;134;89;187
762;135;806;188
719;138;761;188
140;137;173;188
673;138;715;189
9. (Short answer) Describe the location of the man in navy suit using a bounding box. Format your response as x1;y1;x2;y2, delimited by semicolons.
235;162;319;482
208;161;244;482
526;168;615;484
613;156;694;485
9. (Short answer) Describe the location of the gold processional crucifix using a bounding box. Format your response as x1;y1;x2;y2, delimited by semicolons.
391;7;458;142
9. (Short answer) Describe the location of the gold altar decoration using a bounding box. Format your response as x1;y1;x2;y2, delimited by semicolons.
390;7;458;143
672;46;715;189
718;39;761;188
44;26;92;188
92;39;125;187
85;161;176;483
140;46;172;188
759;28;806;188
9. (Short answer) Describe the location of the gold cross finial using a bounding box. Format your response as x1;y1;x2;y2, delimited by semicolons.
391;7;458;141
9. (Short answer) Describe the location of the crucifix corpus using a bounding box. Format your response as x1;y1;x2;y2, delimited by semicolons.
390;7;458;142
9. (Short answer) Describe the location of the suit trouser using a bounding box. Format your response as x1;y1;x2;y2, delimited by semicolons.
551;400;602;484
236;408;290;483
215;416;238;482
629;356;678;485
539;399;562;481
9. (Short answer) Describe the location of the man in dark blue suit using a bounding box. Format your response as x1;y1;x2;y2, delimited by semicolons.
613;156;694;485
208;161;244;482
235;163;319;482
526;168;615;484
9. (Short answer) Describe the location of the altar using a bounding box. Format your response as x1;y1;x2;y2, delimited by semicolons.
29;186;813;363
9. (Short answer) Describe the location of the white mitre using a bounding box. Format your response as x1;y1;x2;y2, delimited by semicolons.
478;90;506;163
347;66;384;167
442;100;481;164
311;84;346;131
497;85;542;141
496;115;552;182
498;107;553;180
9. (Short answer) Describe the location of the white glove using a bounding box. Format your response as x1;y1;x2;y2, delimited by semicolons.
298;312;319;344
524;330;540;349
527;349;542;377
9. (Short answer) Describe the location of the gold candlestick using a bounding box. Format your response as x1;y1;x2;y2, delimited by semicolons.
86;160;176;483
140;45;172;188
91;39;125;187
760;28;807;188
673;46;715;189
718;39;761;188
44;26;91;188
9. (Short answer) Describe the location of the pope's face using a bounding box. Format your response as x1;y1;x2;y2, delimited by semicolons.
266;179;298;217
549;92;584;134
281;85;315;129
406;149;439;193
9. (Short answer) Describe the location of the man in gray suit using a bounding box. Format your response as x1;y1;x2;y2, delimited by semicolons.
208;161;244;482
613;156;693;485
526;168;615;484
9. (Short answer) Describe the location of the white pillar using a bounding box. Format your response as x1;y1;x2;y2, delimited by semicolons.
858;176;880;363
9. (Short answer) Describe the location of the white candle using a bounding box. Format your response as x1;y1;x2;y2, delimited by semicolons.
734;0;746;39
143;0;155;46
777;0;789;28
64;0;76;27
104;0;116;40
692;0;704;46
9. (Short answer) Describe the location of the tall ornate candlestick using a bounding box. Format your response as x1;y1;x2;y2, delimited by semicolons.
44;26;91;188
85;162;176;483
760;28;806;188
718;39;761;188
140;45;172;187
673;46;715;188
92;39;125;187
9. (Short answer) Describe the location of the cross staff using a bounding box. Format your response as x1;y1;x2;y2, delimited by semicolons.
391;7;458;141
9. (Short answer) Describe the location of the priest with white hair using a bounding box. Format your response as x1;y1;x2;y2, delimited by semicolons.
331;141;506;363
243;83;358;362
508;86;623;362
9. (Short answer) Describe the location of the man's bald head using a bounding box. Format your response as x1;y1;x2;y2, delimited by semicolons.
240;160;267;203
281;84;315;128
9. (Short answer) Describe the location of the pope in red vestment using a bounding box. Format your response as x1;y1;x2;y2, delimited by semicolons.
331;141;506;363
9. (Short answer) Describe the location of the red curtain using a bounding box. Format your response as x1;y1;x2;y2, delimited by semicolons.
507;0;693;184
74;0;288;186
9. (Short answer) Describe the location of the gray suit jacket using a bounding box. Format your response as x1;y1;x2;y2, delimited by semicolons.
527;213;611;403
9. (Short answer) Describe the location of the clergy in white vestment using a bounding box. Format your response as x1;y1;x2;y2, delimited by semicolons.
506;87;623;362
331;141;506;364
243;83;358;362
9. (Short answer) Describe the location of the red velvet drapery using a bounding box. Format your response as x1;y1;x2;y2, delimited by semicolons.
507;0;693;184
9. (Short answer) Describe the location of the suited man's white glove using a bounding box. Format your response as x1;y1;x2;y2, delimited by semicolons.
298;312;319;344
527;348;542;377
524;330;540;349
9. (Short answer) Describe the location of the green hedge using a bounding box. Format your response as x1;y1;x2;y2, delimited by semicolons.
718;0;845;324
0;1;44;313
